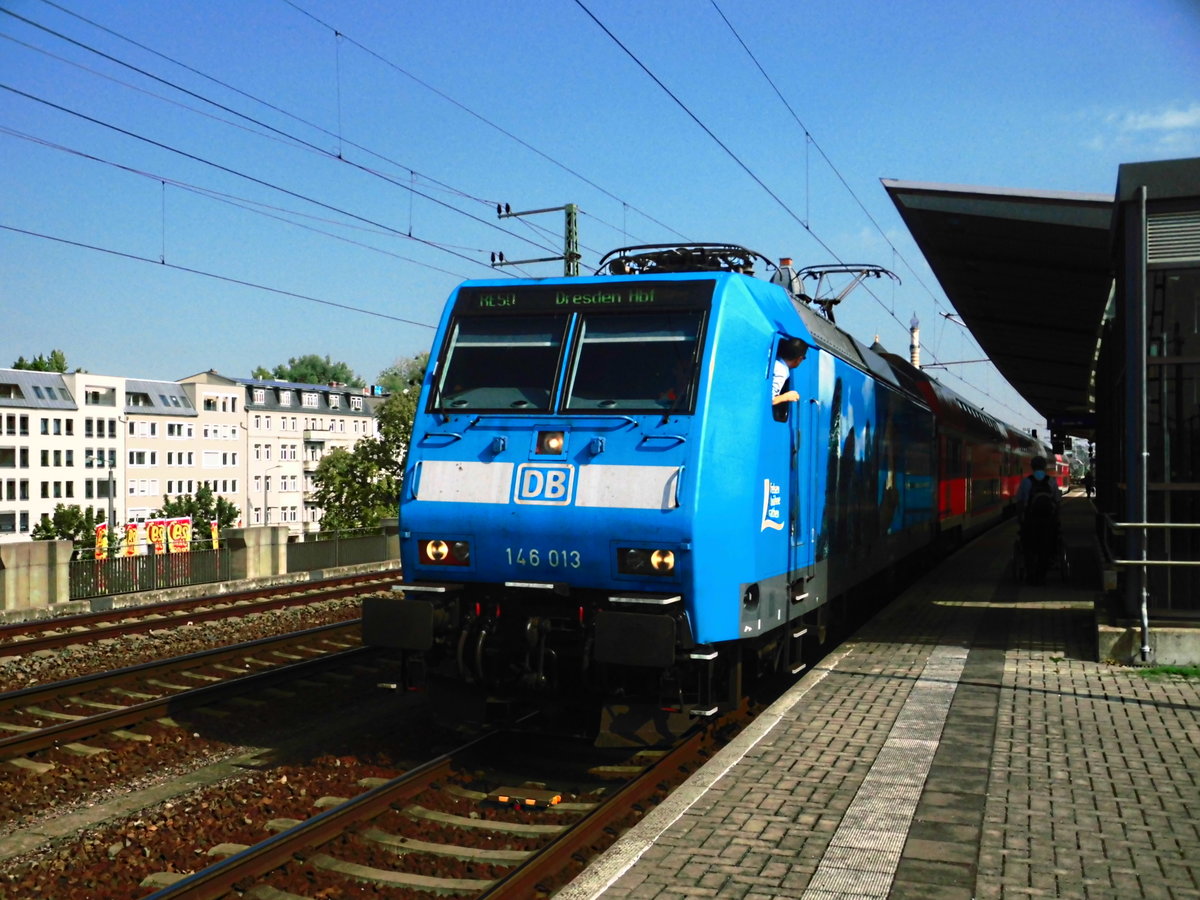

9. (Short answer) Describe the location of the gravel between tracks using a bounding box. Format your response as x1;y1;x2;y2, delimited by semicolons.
0;596;369;854
0;596;364;693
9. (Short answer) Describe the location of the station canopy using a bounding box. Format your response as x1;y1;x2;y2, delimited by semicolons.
883;179;1115;436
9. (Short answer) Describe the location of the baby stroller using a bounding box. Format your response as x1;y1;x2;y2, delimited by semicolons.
1013;491;1069;584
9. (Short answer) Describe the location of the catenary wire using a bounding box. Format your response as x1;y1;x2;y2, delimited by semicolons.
701;2;1035;426
277;0;685;244
1;223;438;329
0;13;563;260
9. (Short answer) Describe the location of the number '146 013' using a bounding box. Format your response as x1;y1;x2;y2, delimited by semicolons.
504;547;582;568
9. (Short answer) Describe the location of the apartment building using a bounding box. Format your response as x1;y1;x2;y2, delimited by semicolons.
229;375;376;534
0;369;80;539
1;367;381;544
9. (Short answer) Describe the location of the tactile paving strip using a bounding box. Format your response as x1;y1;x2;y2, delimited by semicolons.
801;645;967;899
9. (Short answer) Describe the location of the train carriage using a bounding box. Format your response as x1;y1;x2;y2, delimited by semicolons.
363;244;1016;722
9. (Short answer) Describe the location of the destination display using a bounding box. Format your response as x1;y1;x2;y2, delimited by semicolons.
454;279;715;315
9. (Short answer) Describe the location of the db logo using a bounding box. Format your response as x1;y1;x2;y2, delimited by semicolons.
514;463;575;505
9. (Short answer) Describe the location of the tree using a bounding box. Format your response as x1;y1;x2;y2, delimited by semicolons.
12;350;69;372
151;485;240;537
309;367;424;529
251;355;365;388
31;503;105;543
375;353;428;396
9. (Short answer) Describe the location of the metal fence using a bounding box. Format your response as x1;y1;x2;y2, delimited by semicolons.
69;545;232;600
285;528;390;573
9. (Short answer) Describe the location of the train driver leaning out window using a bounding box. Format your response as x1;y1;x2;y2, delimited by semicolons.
771;337;809;407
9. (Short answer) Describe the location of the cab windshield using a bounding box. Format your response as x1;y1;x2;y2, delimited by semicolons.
565;311;704;412
433;315;568;411
430;301;706;415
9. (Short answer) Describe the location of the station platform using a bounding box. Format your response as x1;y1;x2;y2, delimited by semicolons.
559;494;1200;899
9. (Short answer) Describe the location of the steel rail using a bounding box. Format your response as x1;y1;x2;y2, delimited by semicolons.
0;571;397;652
480;721;716;899
0;621;365;758
141;726;525;900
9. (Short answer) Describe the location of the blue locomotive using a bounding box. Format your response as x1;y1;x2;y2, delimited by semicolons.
364;244;1022;719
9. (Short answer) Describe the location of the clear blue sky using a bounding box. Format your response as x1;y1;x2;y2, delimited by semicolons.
2;0;1197;435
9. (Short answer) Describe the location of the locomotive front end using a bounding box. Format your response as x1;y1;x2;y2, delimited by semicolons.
363;276;712;699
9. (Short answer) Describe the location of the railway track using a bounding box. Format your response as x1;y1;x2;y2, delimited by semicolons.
135;717;725;900
0;570;399;657
0;621;365;761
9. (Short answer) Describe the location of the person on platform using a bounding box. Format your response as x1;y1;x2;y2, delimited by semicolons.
1016;456;1061;584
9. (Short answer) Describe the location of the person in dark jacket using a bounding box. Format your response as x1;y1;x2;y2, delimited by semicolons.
1016;456;1061;583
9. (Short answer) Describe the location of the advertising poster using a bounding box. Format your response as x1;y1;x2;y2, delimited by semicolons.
123;522;140;556
167;517;192;553
146;519;168;555
93;522;108;559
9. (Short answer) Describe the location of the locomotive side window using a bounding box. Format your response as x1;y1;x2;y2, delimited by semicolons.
564;311;704;412
432;315;568;412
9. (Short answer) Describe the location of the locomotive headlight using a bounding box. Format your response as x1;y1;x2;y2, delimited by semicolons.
622;548;646;572
420;538;470;566
536;430;565;455
650;549;675;573
618;547;677;577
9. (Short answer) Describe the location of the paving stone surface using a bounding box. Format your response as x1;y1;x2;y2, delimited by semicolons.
558;495;1200;899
